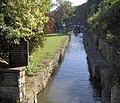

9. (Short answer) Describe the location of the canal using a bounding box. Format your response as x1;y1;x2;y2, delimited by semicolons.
38;33;102;103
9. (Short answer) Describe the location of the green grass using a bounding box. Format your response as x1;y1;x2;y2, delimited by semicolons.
27;33;69;75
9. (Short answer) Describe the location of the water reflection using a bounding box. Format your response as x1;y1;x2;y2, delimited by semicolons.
38;33;101;103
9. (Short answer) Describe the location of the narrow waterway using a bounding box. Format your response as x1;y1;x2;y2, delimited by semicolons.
38;33;101;103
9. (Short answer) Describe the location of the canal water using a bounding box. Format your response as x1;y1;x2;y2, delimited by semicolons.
38;33;101;103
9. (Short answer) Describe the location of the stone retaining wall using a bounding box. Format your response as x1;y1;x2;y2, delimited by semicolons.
24;37;70;103
111;85;120;103
93;34;120;67
0;67;25;102
83;33;119;103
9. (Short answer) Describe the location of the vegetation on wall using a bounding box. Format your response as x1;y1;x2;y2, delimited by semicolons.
86;0;120;84
88;0;120;48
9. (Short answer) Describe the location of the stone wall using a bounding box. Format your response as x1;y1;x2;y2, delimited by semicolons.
0;35;69;103
83;33;118;103
24;37;70;103
111;85;120;103
93;34;120;67
0;67;25;102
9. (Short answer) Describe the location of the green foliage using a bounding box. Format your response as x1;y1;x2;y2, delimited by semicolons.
112;71;120;86
55;0;75;24
81;3;93;24
106;33;117;43
72;0;101;28
0;0;51;61
27;53;43;76
0;0;50;44
88;0;120;46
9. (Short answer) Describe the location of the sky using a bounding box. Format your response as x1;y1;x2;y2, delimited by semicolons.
52;0;87;6
68;0;87;6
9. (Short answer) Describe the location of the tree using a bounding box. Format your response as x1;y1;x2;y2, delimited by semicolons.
0;0;50;44
86;0;120;52
56;0;74;22
45;12;56;33
0;0;51;60
88;0;120;48
54;0;75;31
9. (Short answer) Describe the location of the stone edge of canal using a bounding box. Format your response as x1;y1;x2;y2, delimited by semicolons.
25;35;70;103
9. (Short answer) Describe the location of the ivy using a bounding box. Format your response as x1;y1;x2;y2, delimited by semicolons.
88;0;120;47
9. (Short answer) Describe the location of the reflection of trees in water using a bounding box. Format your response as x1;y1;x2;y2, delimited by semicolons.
89;72;102;101
87;58;102;100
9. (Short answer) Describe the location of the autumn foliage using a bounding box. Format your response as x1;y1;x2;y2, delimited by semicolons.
45;12;56;33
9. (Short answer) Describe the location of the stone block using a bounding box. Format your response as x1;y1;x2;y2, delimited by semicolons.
0;67;25;102
98;39;104;51
114;51;120;68
100;67;113;88
111;85;120;103
107;45;114;64
102;88;111;103
0;87;19;99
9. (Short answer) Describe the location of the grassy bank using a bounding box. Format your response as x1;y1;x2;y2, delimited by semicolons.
27;33;69;75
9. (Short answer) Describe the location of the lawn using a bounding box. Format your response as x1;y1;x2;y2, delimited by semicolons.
27;33;69;75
